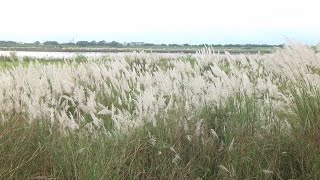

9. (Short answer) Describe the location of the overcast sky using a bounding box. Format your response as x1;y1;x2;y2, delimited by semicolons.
0;0;319;44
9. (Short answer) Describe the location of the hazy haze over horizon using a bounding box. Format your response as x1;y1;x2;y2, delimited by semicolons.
1;0;319;45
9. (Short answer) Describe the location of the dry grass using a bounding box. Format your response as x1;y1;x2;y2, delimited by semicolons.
0;43;320;179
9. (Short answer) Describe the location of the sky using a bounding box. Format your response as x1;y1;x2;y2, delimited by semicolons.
0;0;319;45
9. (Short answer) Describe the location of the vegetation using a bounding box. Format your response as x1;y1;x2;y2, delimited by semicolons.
0;43;320;179
0;40;281;54
0;40;283;48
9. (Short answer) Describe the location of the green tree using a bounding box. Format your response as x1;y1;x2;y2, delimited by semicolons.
33;41;41;45
76;41;90;47
108;41;123;47
90;41;97;46
43;41;59;45
97;40;106;46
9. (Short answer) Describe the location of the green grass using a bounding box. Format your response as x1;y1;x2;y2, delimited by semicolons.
1;49;320;179
1;88;320;179
0;55;87;69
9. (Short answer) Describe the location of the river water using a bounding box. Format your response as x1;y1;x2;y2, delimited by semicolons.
0;51;127;59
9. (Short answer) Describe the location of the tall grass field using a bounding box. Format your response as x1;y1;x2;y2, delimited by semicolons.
0;43;320;179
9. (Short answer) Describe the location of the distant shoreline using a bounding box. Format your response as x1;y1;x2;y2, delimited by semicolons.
0;47;273;54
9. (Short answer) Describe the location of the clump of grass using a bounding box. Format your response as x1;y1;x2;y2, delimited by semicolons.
9;51;18;61
1;91;319;179
74;53;87;63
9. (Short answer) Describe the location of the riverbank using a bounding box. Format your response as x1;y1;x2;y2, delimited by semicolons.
0;46;273;54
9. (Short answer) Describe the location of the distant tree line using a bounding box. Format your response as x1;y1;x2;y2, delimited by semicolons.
0;40;284;48
0;41;20;46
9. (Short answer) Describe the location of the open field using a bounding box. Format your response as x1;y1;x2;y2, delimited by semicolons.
0;43;320;179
